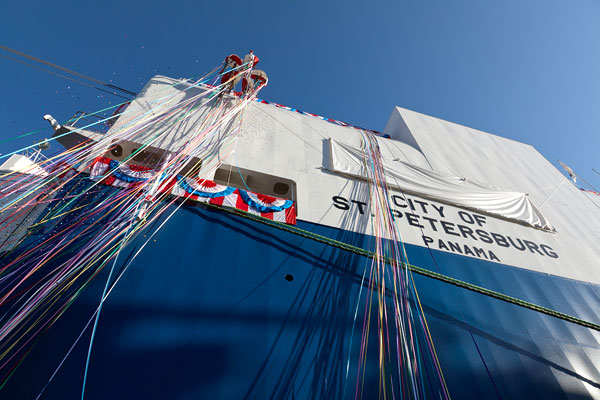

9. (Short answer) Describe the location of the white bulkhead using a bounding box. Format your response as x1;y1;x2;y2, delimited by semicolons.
91;76;600;285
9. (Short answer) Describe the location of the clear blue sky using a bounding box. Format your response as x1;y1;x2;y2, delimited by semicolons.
1;0;599;189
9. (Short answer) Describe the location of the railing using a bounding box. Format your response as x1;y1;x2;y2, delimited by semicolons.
16;146;49;166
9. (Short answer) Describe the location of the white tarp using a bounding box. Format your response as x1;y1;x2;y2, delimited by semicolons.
327;139;554;231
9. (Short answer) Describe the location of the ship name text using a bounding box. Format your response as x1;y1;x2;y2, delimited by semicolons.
332;194;559;263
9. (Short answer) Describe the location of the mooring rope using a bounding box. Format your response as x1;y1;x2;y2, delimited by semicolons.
199;201;600;332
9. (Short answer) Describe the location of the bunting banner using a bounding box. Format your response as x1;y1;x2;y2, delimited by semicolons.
173;176;296;224
581;188;600;196
89;158;297;224
90;157;155;189
173;176;235;198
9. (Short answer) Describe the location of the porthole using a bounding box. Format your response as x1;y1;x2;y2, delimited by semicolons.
110;145;123;157
273;182;289;195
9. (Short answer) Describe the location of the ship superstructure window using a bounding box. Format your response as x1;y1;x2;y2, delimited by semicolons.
102;140;200;176
131;148;168;166
110;145;123;157
213;165;297;204
104;140;170;169
273;182;290;196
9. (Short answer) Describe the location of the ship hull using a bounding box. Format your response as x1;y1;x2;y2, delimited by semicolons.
2;194;600;400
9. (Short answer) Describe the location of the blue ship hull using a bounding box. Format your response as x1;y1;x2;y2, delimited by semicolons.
2;187;600;399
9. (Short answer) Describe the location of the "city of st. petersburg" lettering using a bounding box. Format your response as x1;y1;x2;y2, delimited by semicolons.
332;194;558;263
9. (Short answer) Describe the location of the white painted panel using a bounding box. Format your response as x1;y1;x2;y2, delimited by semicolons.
112;76;600;285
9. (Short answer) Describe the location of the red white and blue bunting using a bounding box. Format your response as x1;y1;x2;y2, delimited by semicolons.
90;157;154;189
173;176;235;198
89;157;296;224
581;188;600;196
201;84;386;137
254;98;387;137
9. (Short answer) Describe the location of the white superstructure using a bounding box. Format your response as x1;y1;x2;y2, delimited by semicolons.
60;75;600;285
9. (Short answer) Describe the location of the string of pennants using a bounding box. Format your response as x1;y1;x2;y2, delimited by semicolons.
254;98;389;137
203;84;387;137
581;188;600;196
89;157;297;224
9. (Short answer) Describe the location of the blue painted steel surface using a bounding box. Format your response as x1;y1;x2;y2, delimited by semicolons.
2;197;600;399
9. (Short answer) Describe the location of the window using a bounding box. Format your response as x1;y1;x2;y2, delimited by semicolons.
213;165;297;208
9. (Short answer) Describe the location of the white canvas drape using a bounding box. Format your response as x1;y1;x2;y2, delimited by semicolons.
327;139;554;231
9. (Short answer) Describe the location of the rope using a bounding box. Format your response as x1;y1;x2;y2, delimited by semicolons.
0;44;136;97
199;202;600;332
0;53;132;101
0;61;262;385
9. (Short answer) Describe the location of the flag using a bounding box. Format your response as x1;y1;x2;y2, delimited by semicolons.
559;160;577;183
